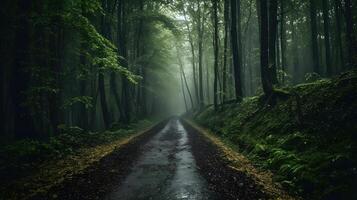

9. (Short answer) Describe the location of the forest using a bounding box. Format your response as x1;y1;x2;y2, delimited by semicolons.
0;0;356;200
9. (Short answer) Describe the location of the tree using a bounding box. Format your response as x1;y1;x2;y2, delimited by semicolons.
197;0;205;108
213;0;219;109
280;0;287;83
334;0;344;70
309;0;320;74
259;0;273;95
322;0;332;76
183;8;199;107
269;0;278;83
344;0;356;68
118;0;131;123
222;0;229;102
231;0;243;101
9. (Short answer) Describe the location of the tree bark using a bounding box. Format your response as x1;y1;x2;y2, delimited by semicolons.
280;0;287;83
259;0;273;95
183;9;199;107
334;0;344;71
223;0;229;102
230;0;243;101
309;0;320;73
344;0;355;68
118;0;130;123
213;0;219;109
269;0;278;83
98;72;110;129
322;0;332;76
197;0;204;109
12;0;36;138
180;72;188;112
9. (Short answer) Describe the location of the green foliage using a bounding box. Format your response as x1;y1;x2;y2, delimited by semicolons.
193;71;357;199
62;96;93;109
0;120;152;183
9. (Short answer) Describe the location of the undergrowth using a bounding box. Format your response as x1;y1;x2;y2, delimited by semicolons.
193;71;357;200
0;120;152;185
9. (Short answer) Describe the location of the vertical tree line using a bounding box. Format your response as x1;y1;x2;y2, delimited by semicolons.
177;0;355;110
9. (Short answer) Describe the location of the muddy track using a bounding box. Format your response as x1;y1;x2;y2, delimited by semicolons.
31;119;169;200
31;118;268;200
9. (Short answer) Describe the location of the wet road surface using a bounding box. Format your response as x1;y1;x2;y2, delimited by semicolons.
105;119;216;200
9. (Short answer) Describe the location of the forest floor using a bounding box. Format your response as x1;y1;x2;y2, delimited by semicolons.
1;117;294;200
192;70;357;200
0;120;154;200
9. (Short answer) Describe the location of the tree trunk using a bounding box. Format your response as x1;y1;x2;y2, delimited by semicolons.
292;14;300;83
213;0;219;109
280;0;287;83
269;0;278;84
344;0;355;68
183;9;199;107
223;0;229;102
98;72;110;129
198;0;204;109
180;72;188;112
98;2;111;129
334;0;344;71
12;0;36;138
110;73;122;121
182;66;194;109
309;0;320;73
118;0;130;123
322;0;332;76
231;0;243;101
259;0;273;95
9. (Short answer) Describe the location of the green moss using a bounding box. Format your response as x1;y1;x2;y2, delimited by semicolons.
193;71;357;199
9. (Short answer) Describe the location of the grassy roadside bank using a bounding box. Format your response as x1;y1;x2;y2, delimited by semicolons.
0;120;154;200
182;119;295;200
190;71;357;200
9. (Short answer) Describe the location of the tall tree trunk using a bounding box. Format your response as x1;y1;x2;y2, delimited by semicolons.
213;0;219;109
79;54;88;130
334;0;344;71
237;0;243;95
309;0;320;73
118;0;130;123
223;0;229;102
180;72;188;112
322;0;332;76
98;2;111;129
259;0;273;95
269;0;278;84
180;63;194;109
12;0;36;138
344;0;355;68
206;57;211;104
110;73;122;121
280;0;287;83
292;15;300;83
98;72;110;129
136;0;145;116
176;45;194;109
231;0;243;101
197;0;204;109
183;9;199;107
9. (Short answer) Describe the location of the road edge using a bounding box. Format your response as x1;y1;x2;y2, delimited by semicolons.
22;119;169;200
182;118;297;200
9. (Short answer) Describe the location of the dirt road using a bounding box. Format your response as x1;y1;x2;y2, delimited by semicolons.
35;118;267;200
106;118;215;200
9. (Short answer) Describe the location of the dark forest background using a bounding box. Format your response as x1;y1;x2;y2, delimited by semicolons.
0;0;356;141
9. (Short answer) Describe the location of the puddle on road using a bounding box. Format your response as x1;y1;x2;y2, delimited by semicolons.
105;119;215;200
